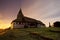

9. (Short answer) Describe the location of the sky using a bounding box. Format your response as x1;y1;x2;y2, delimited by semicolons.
0;0;60;29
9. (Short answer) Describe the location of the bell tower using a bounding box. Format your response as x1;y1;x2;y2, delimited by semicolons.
17;8;24;21
17;8;24;20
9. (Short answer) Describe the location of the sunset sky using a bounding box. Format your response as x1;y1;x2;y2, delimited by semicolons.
0;0;60;29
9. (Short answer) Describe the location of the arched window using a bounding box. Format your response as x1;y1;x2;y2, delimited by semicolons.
14;22;16;24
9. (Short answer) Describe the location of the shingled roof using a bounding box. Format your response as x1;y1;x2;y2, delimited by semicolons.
12;16;44;25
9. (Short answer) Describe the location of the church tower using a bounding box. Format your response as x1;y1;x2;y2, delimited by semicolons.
17;8;24;21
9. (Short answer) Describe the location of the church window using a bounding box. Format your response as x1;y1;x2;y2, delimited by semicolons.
19;22;21;24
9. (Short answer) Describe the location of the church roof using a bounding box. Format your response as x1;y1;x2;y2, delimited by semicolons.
12;16;45;25
24;17;43;23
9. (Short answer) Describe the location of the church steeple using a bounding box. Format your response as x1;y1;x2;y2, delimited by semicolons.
17;8;24;20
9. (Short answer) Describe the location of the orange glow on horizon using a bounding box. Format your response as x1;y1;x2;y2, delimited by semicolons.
0;21;11;29
0;24;11;29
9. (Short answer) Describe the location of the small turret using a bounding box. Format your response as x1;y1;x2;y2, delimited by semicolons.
49;22;51;27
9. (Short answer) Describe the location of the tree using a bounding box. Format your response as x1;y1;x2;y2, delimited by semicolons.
53;21;60;27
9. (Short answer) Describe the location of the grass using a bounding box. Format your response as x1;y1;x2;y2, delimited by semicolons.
0;27;60;40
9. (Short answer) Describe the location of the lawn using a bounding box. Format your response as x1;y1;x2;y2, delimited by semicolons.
0;27;60;40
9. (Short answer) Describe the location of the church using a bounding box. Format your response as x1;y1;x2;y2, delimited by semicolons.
11;9;45;28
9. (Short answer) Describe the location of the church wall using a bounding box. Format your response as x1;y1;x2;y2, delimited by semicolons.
37;24;45;28
13;22;24;28
24;22;30;28
37;24;41;28
11;21;45;28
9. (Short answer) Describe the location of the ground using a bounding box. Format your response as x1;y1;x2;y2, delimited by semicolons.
0;27;60;40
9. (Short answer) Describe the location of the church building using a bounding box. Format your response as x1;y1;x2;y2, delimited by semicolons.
11;9;45;28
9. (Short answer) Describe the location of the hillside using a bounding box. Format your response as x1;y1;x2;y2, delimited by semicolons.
0;27;60;40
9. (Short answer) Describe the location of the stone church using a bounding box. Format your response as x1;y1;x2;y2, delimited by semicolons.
11;9;45;28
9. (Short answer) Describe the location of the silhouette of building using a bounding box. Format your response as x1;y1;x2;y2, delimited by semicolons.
53;21;60;27
11;9;45;28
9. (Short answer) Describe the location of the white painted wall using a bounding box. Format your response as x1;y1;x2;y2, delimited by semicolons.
37;24;45;28
13;22;24;28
